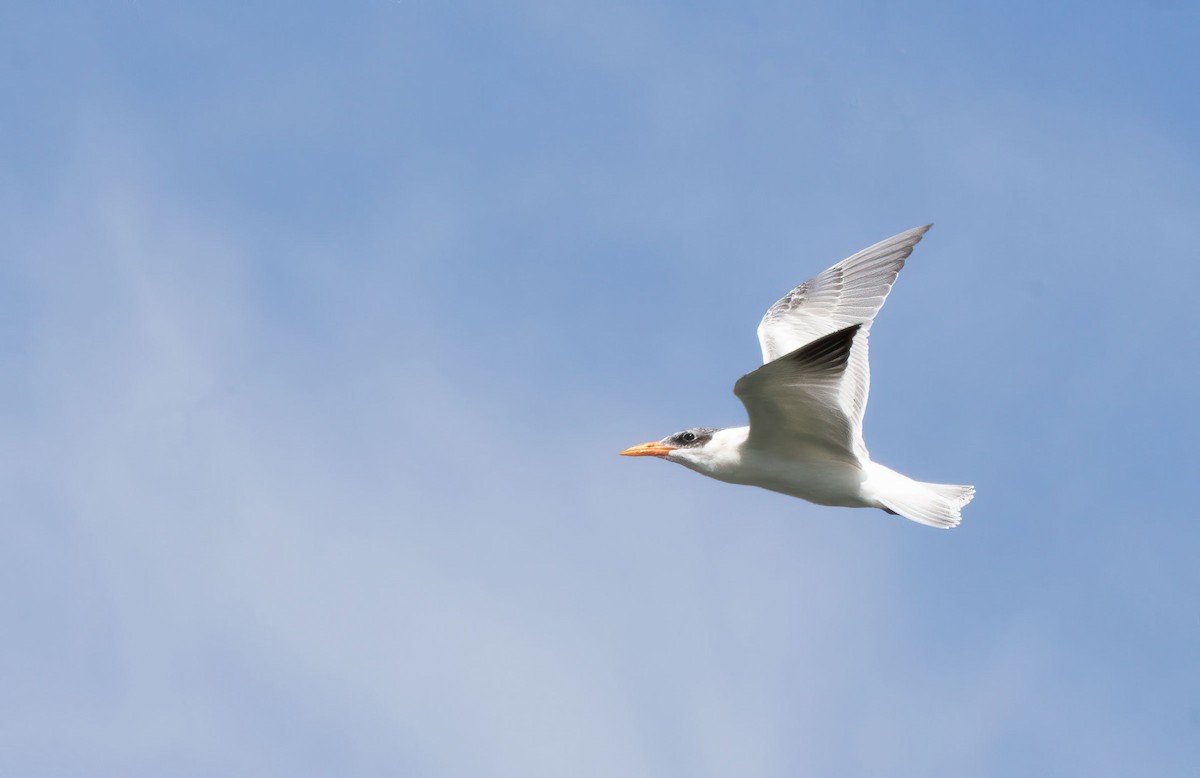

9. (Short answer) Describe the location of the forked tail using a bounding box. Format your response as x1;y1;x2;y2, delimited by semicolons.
867;464;975;529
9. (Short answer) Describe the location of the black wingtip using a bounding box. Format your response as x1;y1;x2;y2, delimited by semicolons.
784;323;861;373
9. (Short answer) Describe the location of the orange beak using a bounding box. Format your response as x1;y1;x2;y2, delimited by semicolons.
619;441;676;458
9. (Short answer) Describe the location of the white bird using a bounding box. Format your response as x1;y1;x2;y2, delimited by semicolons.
620;225;975;528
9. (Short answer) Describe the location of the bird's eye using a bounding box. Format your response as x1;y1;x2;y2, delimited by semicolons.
682;432;697;443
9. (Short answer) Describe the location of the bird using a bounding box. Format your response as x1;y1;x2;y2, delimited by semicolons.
620;225;974;528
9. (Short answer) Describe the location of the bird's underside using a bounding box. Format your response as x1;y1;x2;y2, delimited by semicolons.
620;225;975;529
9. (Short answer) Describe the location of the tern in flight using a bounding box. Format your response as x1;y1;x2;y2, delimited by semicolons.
620;225;974;528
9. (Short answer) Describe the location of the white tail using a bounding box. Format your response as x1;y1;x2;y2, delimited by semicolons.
865;463;976;529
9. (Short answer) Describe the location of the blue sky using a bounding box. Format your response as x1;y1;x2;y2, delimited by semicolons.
2;2;1198;775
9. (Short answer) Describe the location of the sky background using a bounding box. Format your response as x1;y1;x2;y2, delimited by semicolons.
3;2;1199;775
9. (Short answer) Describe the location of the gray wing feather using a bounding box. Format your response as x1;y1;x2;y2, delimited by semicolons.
756;224;930;362
753;225;931;458
734;324;864;463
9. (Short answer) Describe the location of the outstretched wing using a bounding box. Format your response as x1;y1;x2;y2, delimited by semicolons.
753;225;931;457
757;224;930;361
734;324;866;464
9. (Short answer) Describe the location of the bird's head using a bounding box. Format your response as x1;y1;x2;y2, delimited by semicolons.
619;428;722;468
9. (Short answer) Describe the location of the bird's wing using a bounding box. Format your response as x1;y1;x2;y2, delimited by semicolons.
734;324;866;463
753;225;931;457
756;224;929;362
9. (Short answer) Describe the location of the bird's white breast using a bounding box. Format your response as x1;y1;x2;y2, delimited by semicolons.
669;427;873;508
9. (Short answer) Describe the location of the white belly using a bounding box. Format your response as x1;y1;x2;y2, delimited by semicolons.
729;448;871;507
